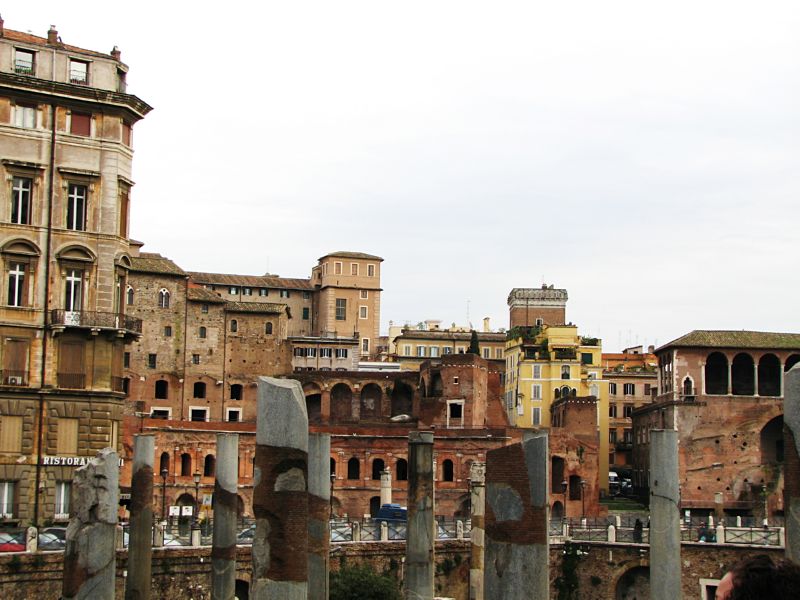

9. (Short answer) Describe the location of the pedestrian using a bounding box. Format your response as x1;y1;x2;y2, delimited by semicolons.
633;518;643;543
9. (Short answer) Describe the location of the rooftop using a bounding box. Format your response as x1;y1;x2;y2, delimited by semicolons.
130;253;187;277
186;287;225;304
226;302;287;315
319;251;383;262
1;26;115;61
188;271;313;290
658;330;800;352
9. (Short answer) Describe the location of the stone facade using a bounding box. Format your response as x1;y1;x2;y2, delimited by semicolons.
0;22;151;525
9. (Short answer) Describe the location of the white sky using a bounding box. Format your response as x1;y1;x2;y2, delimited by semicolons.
10;2;800;350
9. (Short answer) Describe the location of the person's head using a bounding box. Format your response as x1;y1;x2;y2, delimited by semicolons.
716;554;800;600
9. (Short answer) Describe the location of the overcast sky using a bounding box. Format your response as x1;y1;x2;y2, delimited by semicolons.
11;2;800;350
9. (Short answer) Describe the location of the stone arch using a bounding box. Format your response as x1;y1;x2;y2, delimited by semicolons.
371;458;385;480
785;354;800;372
180;453;192;476
1;237;40;256
360;383;383;419
758;354;781;396
331;383;353;421
154;379;168;399
391;381;413;417
55;243;96;263
204;454;215;477
419;375;428;398
431;373;444;396
396;458;408;481
159;452;170;474
682;376;694;396
552;500;564;519
705;352;728;394
304;383;322;423
614;565;649;600
347;457;360;480
732;353;755;395
761;416;784;464
442;459;454;482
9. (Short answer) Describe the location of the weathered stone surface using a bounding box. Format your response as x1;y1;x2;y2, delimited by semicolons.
212;433;239;600
255;376;308;451
126;435;154;600
62;448;119;600
649;429;681;600
784;365;800;562
308;433;331;600
469;462;486;600
406;431;435;600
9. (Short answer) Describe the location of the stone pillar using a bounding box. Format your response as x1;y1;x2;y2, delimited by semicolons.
212;433;239;600
308;433;331;600
469;462;486;600
484;433;549;600
25;526;37;553
784;364;800;561
62;449;119;600
126;435;155;600
405;431;435;600
380;468;392;506
649;430;681;600
252;377;309;600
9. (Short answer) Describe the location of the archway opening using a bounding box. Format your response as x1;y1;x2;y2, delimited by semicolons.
732;353;755;395
360;383;383;419
705;352;728;394
761;416;784;464
331;383;353;421
758;354;781;396
391;382;413;416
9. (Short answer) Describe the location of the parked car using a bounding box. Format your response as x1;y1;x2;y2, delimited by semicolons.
0;532;25;552
42;527;67;542
376;503;407;522
37;531;65;551
236;525;255;544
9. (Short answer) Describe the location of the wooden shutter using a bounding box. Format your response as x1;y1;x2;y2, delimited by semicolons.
70;112;91;136
56;418;79;455
0;416;22;453
3;339;29;382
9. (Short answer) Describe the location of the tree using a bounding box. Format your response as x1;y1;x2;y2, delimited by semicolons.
468;330;480;355
330;563;402;600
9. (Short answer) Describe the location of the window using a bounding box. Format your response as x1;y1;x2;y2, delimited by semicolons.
259;288;268;297
302;307;309;320
14;49;35;75
442;459;454;482
532;384;541;400
13;104;36;128
190;407;208;422
56;418;79;455
609;382;617;395
610;430;617;443
350;263;358;275
335;348;348;359
158;288;170;308
306;348;317;358
123;352;130;368
243;287;252;296
453;376;459;384
359;306;368;319
0;482;14;518
226;408;241;422
69;111;91;136
443;347;452;355
55;481;70;519
126;285;134;305
294;347;306;358
69;59;89;84
265;322;273;334
335;298;346;320
623;404;633;418
192;354;200;365
121;121;132;146
230;384;243;400
367;264;375;277
0;416;22;453
360;290;368;299
10;177;32;224
229;286;238;295
151;408;170;419
644;384;652;396
201;304;209;313
66;184;87;230
532;364;542;379
320;348;332;359
279;290;290;298
532;407;541;426
199;326;207;339
334;262;342;275
303;291;311;299
118;186;129;237
447;402;463;428
347;457;360;480
148;378;168;400
204;454;216;476
623;429;633;443
535;318;544;326
417;346;426;357
495;348;503;359
362;338;370;353
609;404;618;418
164;325;172;337
180;453;192;476
624;383;635;395
7;262;26;307
561;365;570;379
403;345;412;356
193;382;206;399
581;352;593;365
147;354;157;369
482;347;490;359
230;319;238;333
430;346;439;358
64;268;83;311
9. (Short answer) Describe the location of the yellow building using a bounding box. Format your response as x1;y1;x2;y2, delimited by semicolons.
505;324;610;494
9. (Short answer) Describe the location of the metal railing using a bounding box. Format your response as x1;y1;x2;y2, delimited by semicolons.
49;310;142;334
57;372;85;389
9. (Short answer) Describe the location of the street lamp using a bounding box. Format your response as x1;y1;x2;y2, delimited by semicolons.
330;473;336;518
580;480;586;519
561;480;568;519
193;470;201;526
160;468;168;522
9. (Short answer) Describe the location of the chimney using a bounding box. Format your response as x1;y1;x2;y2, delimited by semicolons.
483;317;490;333
111;45;121;61
47;25;58;45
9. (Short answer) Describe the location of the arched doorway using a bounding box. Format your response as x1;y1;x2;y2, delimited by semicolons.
370;496;381;517
732;353;755;395
552;501;564;519
761;416;784;464
391;382;413;416
235;579;249;600
615;566;650;600
360;383;383;419
304;383;322;423
706;352;728;394
176;492;196;535
758;354;781;396
331;383;353;421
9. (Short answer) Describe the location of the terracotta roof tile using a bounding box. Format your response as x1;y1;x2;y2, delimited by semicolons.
188;271;313;290
4;28;116;60
187;287;224;304
658;330;800;352
319;251;383;261
130;253;187;276
226;302;287;315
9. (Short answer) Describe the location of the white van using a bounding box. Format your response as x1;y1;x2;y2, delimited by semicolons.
609;471;620;495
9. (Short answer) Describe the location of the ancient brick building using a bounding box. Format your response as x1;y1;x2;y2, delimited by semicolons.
632;330;800;519
0;22;151;525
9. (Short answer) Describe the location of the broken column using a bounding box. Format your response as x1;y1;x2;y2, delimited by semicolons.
469;461;486;600
380;468;392;506
212;433;239;600
785;365;800;561
62;448;120;600
125;435;155;600
649;429;681;600
252;377;309;600
484;433;549;600
308;433;331;600
405;431;435;600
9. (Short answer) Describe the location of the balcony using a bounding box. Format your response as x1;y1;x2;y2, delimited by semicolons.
57;372;86;389
14;61;34;76
0;370;28;386
49;310;142;337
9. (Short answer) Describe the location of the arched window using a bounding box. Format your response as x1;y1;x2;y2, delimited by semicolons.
554;388;561;399
230;384;243;400
758;354;781;396
568;474;582;501
204;454;216;477
230;319;238;333
442;459;454;482
551;456;565;494
683;377;694;396
155;380;168;399
158;288;170;308
180;453;191;476
126;285;134;305
786;354;800;372
561;386;571;398
561;366;570;380
265;322;273;335
347;457;360;480
159;452;170;474
731;353;755;395
199;326;207;339
193;381;206;399
396;458;408;481
371;458;385;480
705;352;728;394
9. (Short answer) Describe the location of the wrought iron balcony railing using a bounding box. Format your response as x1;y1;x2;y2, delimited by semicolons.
49;310;142;334
0;370;28;386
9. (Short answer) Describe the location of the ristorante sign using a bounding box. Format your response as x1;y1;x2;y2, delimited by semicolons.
41;456;125;467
